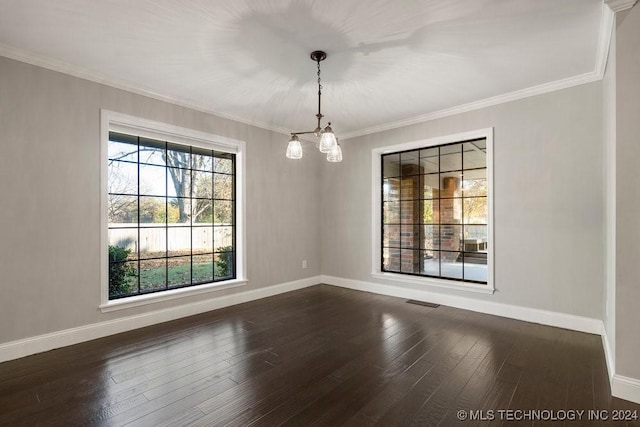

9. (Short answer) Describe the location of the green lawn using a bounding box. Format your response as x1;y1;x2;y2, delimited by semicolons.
139;261;217;290
110;254;233;298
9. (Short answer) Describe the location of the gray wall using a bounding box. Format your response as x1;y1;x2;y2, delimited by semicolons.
615;5;640;380
0;44;619;353
0;56;322;344
321;82;604;319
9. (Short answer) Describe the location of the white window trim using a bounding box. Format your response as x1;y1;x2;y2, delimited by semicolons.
371;127;495;295
100;110;247;312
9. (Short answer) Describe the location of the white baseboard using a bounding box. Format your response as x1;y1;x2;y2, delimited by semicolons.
0;275;320;363
320;275;602;334
612;375;640;405
601;324;616;381
602;326;640;404
2;274;639;405
322;275;640;404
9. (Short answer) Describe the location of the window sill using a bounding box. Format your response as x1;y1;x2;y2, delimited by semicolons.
100;279;248;313
371;272;494;294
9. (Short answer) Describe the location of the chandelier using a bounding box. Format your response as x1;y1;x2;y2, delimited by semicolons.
286;50;342;162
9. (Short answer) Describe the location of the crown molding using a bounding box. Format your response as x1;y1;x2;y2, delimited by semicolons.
339;71;602;139
340;5;614;141
605;0;637;12
0;2;615;143
596;4;615;78
0;43;292;138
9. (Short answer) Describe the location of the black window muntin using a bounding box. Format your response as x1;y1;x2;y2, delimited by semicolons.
107;131;236;299
381;138;487;284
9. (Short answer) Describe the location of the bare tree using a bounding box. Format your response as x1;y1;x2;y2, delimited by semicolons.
108;161;137;222
163;150;192;223
110;145;233;224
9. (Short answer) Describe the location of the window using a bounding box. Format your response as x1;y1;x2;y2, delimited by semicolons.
373;129;493;292
101;111;245;308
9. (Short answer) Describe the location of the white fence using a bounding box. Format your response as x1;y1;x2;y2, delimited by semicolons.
109;223;233;253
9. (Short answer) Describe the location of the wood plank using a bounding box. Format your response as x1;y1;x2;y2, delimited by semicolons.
0;285;637;426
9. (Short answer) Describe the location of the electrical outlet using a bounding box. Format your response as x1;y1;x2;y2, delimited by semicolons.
302;260;307;269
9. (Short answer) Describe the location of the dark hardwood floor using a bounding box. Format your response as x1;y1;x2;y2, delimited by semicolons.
0;284;638;426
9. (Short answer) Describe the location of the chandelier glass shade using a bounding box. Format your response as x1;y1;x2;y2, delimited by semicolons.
285;134;302;159
286;51;341;162
318;124;337;153
327;141;342;162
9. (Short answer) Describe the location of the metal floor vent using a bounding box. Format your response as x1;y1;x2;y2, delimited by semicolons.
406;299;440;308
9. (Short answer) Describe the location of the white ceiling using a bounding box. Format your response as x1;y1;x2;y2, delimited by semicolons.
0;0;608;139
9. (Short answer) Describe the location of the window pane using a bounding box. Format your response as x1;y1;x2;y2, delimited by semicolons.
214;201;234;224
108;228;138;260
463;140;486;170
383;178;400;201
420;199;440;224
168;198;191;224
192;171;213;199
421;225;439;250
401;249;420;273
167;167;191;198
383;247;401;272
192;147;213;171
214;251;234;280
192;226;213;255
440;144;462;172
193;199;212;224
463;197;487;224
439;172;462;198
400;200;419;224
400;151;420;176
440;224;463;252
464;225;488;245
168;226;191;257
420;174;439;199
419;148;439;174
168;256;191;288
108;261;138;298
383;201;400;224
440;252;463;279
400;224;419;249
193;254;214;283
108;195;137;224
139;196;167;224
421;250;439;276
214;154;234;174
383;225;400;248
139;259;166;292
471;139;486;150
383;154;400;178
166;143;190;169
214;174;234;200
439;198;462;224
108;161;138;195
399;175;420;200
108;139;138;162
214;226;234;251
138;138;166;166
140;164;166;196
139;227;166;259
462;169;487;197
464;256;488;282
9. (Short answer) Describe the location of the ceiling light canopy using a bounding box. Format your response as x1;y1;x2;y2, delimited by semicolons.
286;50;341;162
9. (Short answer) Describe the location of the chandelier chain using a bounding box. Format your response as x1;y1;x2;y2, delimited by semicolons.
286;50;341;162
